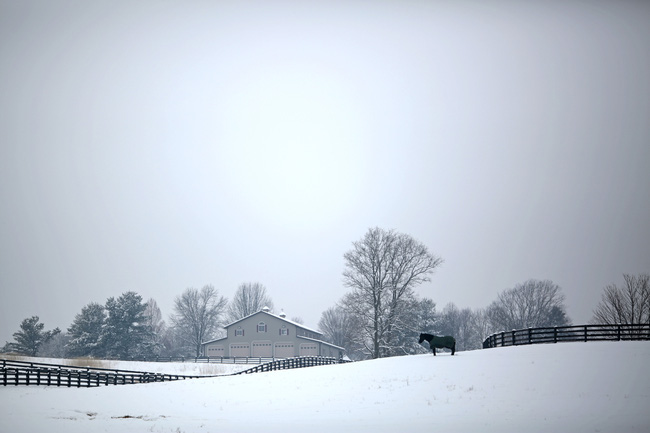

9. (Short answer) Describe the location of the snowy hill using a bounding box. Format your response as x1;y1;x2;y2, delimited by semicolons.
1;341;648;433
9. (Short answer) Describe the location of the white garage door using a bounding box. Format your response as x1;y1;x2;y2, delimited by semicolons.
299;343;318;356
206;345;224;357
252;341;273;357
274;342;294;358
230;343;250;358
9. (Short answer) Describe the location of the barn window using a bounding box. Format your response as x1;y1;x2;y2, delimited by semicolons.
257;322;267;333
235;327;244;337
280;326;289;336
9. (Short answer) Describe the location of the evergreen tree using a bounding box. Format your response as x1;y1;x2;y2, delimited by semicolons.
100;291;154;359
5;316;60;356
66;303;106;357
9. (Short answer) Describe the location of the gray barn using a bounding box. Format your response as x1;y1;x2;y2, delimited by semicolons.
202;307;345;359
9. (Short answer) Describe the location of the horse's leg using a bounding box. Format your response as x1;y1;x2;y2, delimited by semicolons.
432;347;436;356
451;342;455;356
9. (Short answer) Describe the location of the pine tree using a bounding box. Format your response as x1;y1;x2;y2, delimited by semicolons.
99;292;154;359
5;316;60;356
66;303;106;357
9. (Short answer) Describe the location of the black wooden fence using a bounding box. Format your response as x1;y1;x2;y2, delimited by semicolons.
235;356;348;375
0;356;350;387
115;356;304;365
482;323;650;349
0;359;208;388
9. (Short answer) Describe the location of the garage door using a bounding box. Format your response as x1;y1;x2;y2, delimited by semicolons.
206;345;225;357
252;341;273;357
274;342;294;358
299;343;318;356
230;343;250;358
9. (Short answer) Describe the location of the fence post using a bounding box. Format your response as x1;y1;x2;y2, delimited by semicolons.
528;328;532;345
553;327;557;343
584;325;588;342
617;323;621;341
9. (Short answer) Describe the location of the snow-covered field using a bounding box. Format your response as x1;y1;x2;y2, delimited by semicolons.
1;341;648;433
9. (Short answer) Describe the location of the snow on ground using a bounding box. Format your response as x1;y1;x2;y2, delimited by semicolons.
1;341;648;433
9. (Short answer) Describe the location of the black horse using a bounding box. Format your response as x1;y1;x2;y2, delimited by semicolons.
419;333;456;356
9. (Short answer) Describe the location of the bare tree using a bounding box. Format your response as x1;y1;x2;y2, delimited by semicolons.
341;227;443;358
319;305;365;361
171;285;228;357
319;307;352;348
143;298;166;356
436;303;487;351
487;279;571;332
226;282;274;323
592;273;650;325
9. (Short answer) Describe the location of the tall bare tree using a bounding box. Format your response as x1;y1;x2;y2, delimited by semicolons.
341;227;443;359
226;282;274;323
592;273;650;325
143;298;165;356
487;279;571;331
171;285;227;357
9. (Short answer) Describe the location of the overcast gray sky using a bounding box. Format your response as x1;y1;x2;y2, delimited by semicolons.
1;1;649;345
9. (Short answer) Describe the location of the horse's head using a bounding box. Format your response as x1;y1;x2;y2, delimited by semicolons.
418;333;426;344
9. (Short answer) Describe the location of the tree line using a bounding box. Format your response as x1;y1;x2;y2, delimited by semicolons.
2;283;275;360
3;227;648;361
317;228;648;360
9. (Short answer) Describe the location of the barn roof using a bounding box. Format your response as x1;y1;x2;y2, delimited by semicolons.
224;309;322;336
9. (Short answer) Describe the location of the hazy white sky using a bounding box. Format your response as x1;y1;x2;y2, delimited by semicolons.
1;1;649;345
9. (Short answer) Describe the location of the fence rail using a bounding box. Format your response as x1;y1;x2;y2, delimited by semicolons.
0;359;207;388
482;323;650;349
234;356;348;375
